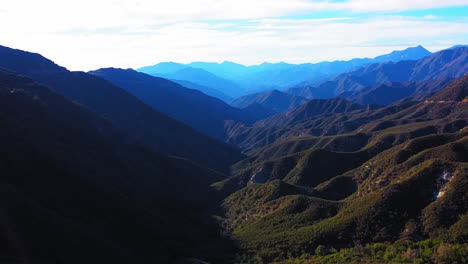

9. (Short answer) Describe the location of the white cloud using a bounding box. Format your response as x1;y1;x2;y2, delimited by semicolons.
3;0;468;28
0;1;467;70
423;15;439;20
333;0;468;12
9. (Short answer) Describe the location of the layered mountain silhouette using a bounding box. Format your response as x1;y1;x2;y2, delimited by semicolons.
230;89;308;114
234;45;432;92
286;85;316;99
340;78;454;105
138;64;245;97
139;46;432;96
1;42;467;264
0;45;242;172
308;46;467;100
172;79;232;102
89;68;265;140
225;47;467;151
225;97;377;151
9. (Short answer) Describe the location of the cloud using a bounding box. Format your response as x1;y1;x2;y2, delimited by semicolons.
3;0;468;28
3;15;466;70
333;0;468;12
0;1;467;70
423;15;439;20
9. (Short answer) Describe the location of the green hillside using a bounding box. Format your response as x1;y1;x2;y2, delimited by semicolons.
215;76;468;263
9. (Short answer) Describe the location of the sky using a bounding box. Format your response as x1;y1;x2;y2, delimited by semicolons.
1;0;467;71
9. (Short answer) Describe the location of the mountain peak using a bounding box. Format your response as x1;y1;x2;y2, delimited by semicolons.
373;45;432;62
221;61;244;66
0;44;69;73
411;45;430;52
91;67;135;73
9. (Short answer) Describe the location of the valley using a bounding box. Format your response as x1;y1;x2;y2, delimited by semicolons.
0;44;467;264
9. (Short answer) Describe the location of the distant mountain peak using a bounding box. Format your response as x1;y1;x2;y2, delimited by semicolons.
221;61;243;66
92;67;135;73
373;45;432;62
412;45;430;52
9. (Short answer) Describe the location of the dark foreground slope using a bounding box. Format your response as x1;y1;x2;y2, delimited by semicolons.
0;70;236;263
217;76;468;262
0;45;242;172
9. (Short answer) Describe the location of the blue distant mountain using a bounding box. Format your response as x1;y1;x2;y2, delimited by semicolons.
139;61;186;74
171;79;233;102
231;89;308;114
138;46;432;97
238;46;462;110
138;65;245;97
372;45;432;63
188;61;250;80
287;46;468;104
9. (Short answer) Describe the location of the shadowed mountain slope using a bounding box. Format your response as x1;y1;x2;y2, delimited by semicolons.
172;79;232;102
227;75;468;153
231;89;308;114
90;68;264;140
225;98;376;151
0;45;242;172
429;74;468;102
340;78;454;105
0;70;236;263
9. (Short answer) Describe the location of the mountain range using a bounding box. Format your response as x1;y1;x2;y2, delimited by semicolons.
89;68;265;140
230;89;309;114
246;47;466;109
0;45;242;172
1;43;467;264
310;46;468;100
139;45;432;99
216;76;467;262
138;63;245;98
